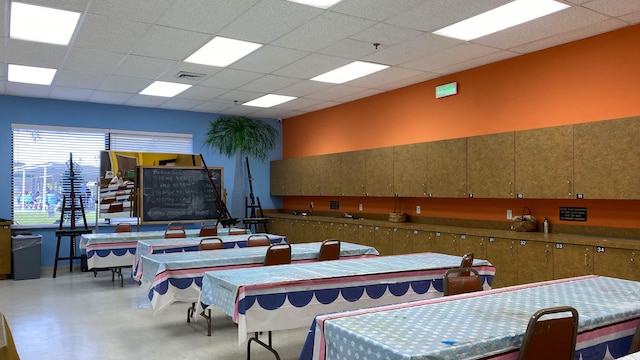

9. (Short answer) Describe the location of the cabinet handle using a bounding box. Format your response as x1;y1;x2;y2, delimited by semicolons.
567;180;572;197
632;252;636;271
461;182;466;196
509;181;513;196
584;253;587;266
544;245;549;262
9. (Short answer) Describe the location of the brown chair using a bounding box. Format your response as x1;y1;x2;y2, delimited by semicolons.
518;306;579;360
115;223;131;233
318;239;341;261
199;223;218;236
629;321;640;354
199;237;224;251
229;228;247;235
460;252;474;267
264;243;292;266
164;223;186;239
443;267;483;296
247;234;271;247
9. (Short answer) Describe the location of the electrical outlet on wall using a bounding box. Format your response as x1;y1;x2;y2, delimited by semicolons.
358;204;363;211
506;209;513;219
310;201;313;209
416;205;421;214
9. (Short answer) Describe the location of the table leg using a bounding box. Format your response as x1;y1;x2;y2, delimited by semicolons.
247;331;280;360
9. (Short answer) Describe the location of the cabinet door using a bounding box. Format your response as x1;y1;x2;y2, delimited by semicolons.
486;237;518;288
283;219;303;244
458;234;487;260
394;143;427;197
553;243;593;280
286;157;305;195
517;240;554;285
392;228;413;255
467;132;514;198
357;224;376;249
574;117;640;199
433;232;459;256
594;247;640;282
426;138;467;197
270;160;286;196
300;220;323;243
411;230;435;254
515;126;574;198
341;151;366;196
268;217;286;236
365;148;394;197
321;221;343;242
0;222;10;276
374;226;394;256
316;153;341;196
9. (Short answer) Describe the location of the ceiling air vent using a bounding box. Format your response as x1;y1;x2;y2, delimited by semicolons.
174;71;206;81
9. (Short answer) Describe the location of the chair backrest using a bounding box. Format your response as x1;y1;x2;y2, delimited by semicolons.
443;267;483;296
199;224;218;237
247;234;271;247
264;243;292;266
115;223;131;233
518;306;579;360
164;223;186;239
629;320;640;354
318;239;341;261
460;252;474;267
199;237;224;251
229;228;248;235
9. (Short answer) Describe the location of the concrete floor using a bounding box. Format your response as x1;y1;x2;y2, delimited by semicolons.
0;267;309;360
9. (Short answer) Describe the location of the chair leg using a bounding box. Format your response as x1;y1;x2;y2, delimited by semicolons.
247;331;280;360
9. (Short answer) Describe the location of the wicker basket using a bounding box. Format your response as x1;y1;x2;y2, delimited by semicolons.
513;207;538;232
389;212;407;223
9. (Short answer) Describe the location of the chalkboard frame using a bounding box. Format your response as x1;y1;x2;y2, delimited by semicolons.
137;166;223;224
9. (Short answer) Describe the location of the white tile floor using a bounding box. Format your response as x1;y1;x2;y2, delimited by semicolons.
1;267;309;360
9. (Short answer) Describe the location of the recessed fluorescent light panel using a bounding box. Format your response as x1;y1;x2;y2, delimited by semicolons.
184;37;262;67
139;81;192;97
311;61;389;84
10;2;81;45
244;94;296;108
433;0;570;41
8;64;57;85
286;0;342;9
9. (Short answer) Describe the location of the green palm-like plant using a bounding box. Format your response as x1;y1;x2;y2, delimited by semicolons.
203;115;278;221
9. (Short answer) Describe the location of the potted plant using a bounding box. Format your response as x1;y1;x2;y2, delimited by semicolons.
202;115;278;221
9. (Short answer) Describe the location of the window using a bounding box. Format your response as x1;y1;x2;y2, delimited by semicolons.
11;124;192;226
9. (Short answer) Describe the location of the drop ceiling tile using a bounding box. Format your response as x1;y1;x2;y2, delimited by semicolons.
113;55;177;79
621;11;640;22
190;100;235;113
49;86;94;101
200;69;264;89
125;94;170;108
63;48;125;73
318;38;378;59
272;11;375;52
89;90;133;104
130;26;211;61
218;89;264;103
0;43;5;62
238;75;300;93
435;50;519;76
276;96;328;110
17;0;91;12
273;53;348;79
87;0;174;22
53;69;106;89
6;82;51;98
73;14;152;53
158;0;259;34
306;84;371;101
331;0;425;21
364;33;461;66
219;0;322;43
0;2;6;38
350;22;423;47
402;43;501;73
159;98;204;111
5;40;67;67
374;72;441;92
98;75;151;93
176;85;228;102
230;45;309;74
348;66;425;89
582;0;640;17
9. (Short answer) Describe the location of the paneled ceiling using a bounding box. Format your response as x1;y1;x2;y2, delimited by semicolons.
1;0;639;119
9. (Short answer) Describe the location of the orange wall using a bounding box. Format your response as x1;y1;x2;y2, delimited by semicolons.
280;24;640;230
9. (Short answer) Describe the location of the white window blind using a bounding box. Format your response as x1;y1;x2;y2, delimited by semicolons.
12;124;193;226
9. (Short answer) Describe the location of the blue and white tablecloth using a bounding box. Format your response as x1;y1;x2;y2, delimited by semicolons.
303;275;640;360
139;242;378;313
199;252;495;343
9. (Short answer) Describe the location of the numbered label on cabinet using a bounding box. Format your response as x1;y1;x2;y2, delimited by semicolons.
555;243;564;249
520;240;527;246
436;232;441;237
460;234;466;239
489;237;495;242
596;246;606;253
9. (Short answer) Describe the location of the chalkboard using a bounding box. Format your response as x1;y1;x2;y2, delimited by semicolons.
138;166;223;224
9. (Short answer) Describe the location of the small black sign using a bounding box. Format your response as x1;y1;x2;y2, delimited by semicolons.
330;200;340;210
559;207;587;221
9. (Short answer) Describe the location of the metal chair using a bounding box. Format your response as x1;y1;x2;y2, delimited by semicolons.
247;234;271;247
199;237;224;251
318;239;340;261
199;223;218;237
264;243;292;266
518;306;579;360
114;223;131;233
164;223;186;238
443;267;483;296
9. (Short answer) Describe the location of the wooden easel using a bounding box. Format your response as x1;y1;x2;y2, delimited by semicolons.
53;153;92;278
243;157;269;233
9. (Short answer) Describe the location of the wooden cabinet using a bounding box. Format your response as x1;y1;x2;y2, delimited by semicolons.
373;226;394;256
393;143;427;197
515;125;574;198
553;243;593;280
574;117;640;199
486;237;518;288
516;239;554;284
343;223;375;249
340;151;366;196
365;148;394;197
425;138;467;197
317;153;342;196
467;132;514;198
411;230;435;254
391;228;413;255
458;234;487;260
0;221;10;279
593;247;640;282
270;160;286;196
320;220;343;242
433;232;459;256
